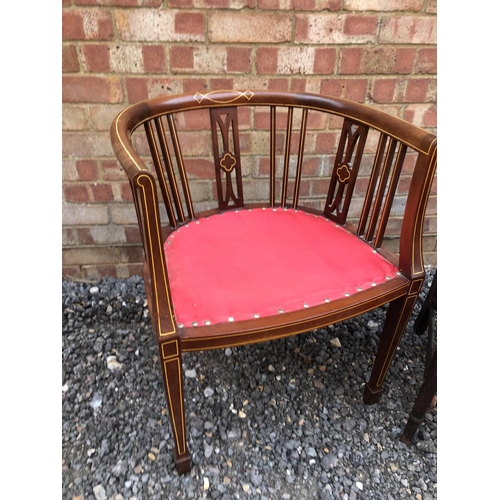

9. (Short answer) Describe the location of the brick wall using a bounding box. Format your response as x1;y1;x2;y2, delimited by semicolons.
62;0;437;279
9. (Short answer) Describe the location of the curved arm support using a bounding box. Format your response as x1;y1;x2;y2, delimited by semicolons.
399;139;437;281
133;170;177;338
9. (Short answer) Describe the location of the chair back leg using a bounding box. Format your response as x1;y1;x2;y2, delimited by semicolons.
364;292;419;404
400;349;437;445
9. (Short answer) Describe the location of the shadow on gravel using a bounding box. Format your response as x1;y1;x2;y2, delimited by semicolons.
62;270;436;500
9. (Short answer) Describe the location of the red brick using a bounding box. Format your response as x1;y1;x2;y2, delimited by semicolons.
62;132;114;158
313;48;336;75
64;184;90;203
126;78;149;103
423;104;437;128
371;79;397;103
403;104;437;128
62;45;80;73
302;157;322;176
267;78;289;91
311;178;331;196
295;14;376;44
90;104;125;131
142;45;166;73
292;0;341;9
63;11;114;40
91;183;114;202
315;132;338;154
170;46;194;71
124;227;142;244
227;48;252;73
82;45;110;72
102;160;124;181
175;109;211;130
320;78;368;102
119;183;134;202
96;14;114;40
168;0;194;6
255;109;289;130
258;0;280;7
63;76;124;103
345;0;424;10
62;12;85;40
344;15;378;36
210;78;235;90
76;160;99;181
62;228;78;247
256;47;278;74
394;48;416;74
404;79;430;102
76;228;94;246
208;12;293;43
415;48;437;74
174;12;205;35
426;0;437;14
339;48;362;75
116;10;204;42
173;46;225;74
291;79;307;92
184;159;214;178
74;0;139;5
379;16;436;44
182;78;209;93
62;106;88;130
200;0;230;6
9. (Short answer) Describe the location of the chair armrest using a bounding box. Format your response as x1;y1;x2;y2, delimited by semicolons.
131;170;178;338
399;138;437;280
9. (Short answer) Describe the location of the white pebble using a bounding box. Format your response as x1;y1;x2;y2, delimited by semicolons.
93;484;107;500
106;356;123;371
330;337;342;348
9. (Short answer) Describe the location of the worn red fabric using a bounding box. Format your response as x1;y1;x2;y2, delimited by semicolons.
164;208;400;326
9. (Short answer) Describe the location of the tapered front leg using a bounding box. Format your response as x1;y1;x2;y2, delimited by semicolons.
159;337;191;474
364;292;419;404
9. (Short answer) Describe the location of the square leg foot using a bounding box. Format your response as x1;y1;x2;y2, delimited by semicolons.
363;384;383;405
173;448;192;475
400;414;424;446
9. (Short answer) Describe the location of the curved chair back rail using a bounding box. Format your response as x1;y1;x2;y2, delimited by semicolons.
111;90;436;275
110;90;437;474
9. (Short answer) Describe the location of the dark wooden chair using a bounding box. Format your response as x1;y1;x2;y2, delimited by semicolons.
401;271;437;445
110;90;437;473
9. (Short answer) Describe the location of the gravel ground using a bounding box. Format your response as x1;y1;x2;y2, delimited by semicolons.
62;269;437;500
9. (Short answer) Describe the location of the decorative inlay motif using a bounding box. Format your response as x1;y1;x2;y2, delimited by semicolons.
336;164;351;183
220;152;237;172
194;90;254;104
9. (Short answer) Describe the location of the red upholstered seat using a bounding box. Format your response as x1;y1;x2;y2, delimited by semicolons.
164;208;400;327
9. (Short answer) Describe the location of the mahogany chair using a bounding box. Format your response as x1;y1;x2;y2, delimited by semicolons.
110;90;437;473
401;271;437;445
